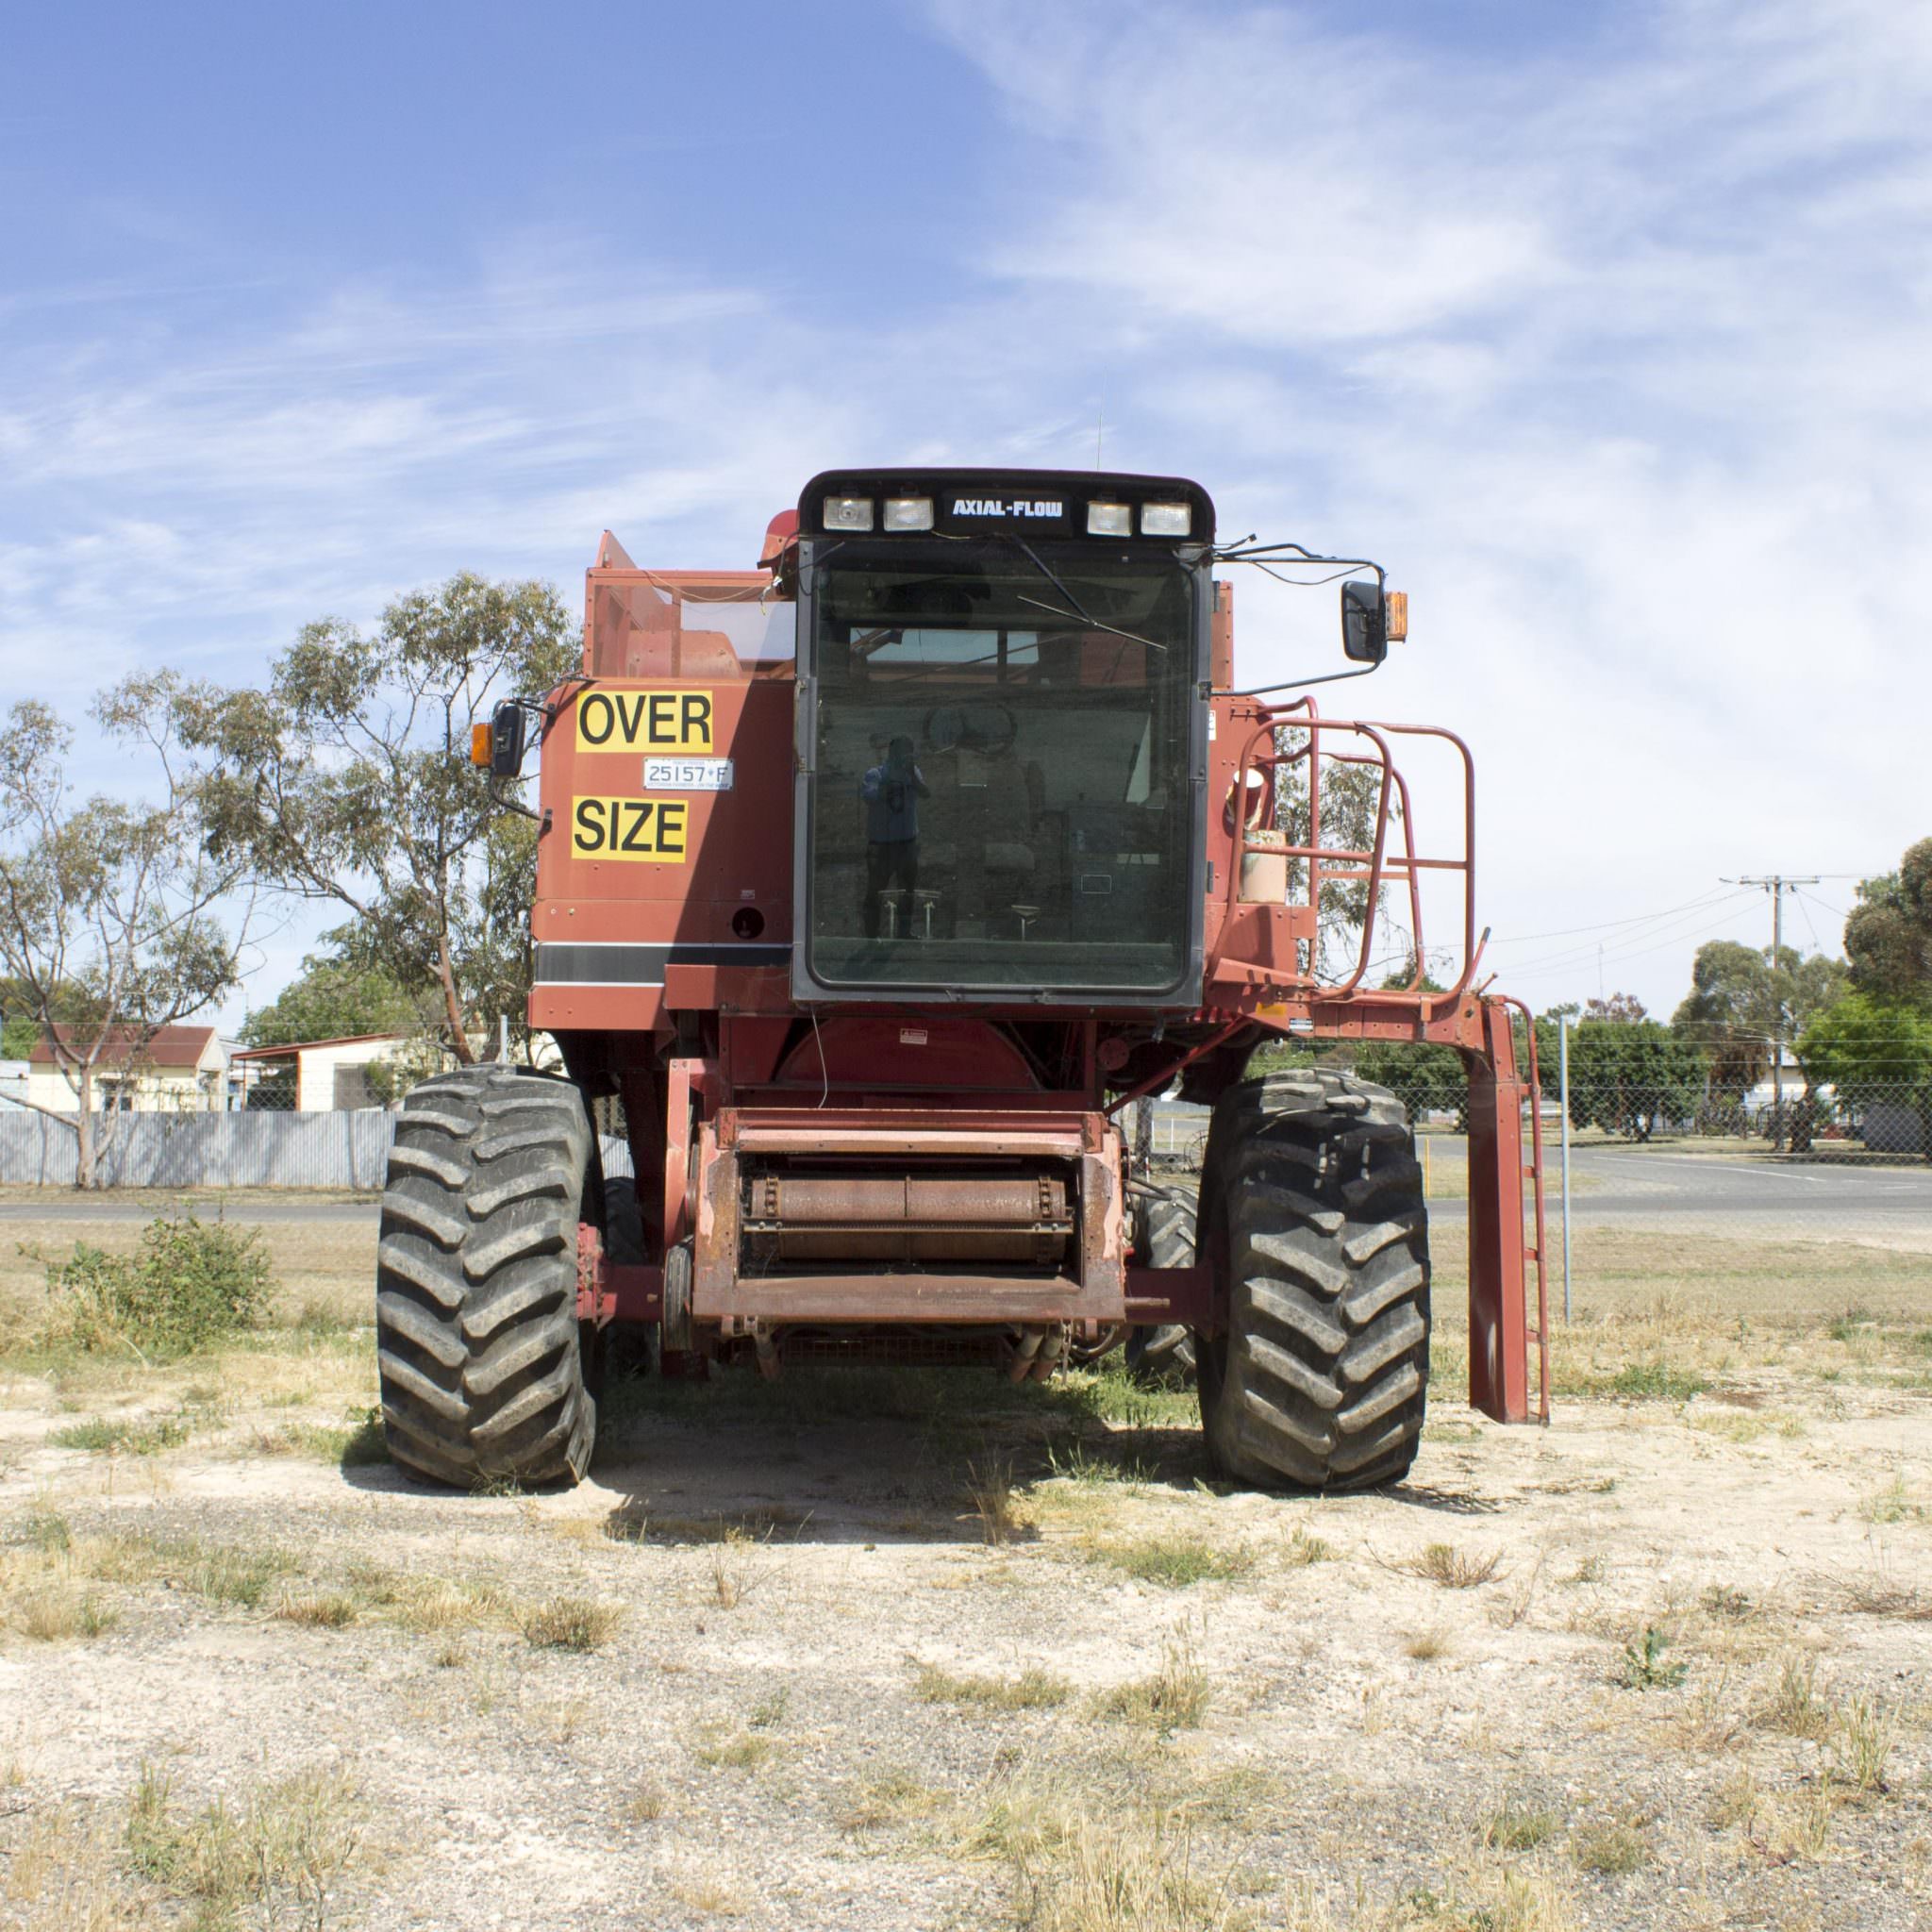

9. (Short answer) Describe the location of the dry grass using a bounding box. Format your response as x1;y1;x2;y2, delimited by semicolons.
691;1728;775;1772
839;1766;947;1835
125;1757;365;1924
1093;1628;1210;1732
1481;1802;1558;1852
914;1662;1073;1711
1755;1650;1829;1739
967;1453;1024;1545
275;1589;360;1629
1405;1541;1504;1590
1086;1534;1254;1588
1572;1820;1650;1874
521;1595;621;1652
1404;1626;1453;1661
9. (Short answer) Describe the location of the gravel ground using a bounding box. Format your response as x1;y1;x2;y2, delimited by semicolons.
0;1196;1929;1931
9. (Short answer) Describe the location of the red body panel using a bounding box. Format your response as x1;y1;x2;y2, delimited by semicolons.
532;530;1546;1424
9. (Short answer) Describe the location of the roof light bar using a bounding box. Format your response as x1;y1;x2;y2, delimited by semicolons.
823;495;874;532
1140;501;1191;537
1086;501;1132;537
883;496;934;531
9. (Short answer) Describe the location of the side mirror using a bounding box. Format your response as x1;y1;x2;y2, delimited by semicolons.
1341;580;1389;664
489;700;527;778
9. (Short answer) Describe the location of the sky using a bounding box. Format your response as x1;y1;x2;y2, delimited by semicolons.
1;0;1920;1025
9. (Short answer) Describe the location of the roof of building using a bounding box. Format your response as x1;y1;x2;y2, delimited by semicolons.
228;1031;409;1062
26;1024;222;1070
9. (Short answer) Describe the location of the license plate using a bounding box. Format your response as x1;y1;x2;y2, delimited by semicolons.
641;757;734;791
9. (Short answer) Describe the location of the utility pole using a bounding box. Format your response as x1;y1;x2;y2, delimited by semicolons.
1724;874;1820;1147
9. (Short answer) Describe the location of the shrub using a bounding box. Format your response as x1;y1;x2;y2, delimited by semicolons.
43;1212;275;1357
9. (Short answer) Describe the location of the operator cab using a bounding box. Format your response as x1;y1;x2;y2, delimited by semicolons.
791;470;1214;1007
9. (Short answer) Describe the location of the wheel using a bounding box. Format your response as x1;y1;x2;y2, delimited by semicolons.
1124;1182;1199;1383
1193;1071;1429;1491
375;1068;598;1488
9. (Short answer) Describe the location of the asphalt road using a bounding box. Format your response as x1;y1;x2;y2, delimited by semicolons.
2;1141;1927;1234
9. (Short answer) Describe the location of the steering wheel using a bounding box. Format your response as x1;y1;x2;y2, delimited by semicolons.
924;703;1018;754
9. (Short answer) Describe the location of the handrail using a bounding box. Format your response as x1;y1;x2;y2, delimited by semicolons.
1204;696;1477;1017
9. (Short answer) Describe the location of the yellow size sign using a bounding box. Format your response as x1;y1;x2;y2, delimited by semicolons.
571;795;690;862
575;688;713;752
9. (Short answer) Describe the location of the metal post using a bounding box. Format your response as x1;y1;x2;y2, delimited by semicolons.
1558;1011;1574;1324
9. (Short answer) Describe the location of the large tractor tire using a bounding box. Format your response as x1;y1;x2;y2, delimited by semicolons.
1124;1182;1199;1383
1193;1071;1429;1491
376;1068;598;1489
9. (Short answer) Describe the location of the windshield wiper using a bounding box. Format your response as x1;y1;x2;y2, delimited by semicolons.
1007;537;1169;654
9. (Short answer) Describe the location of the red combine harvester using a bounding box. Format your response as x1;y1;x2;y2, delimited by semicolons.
375;470;1548;1491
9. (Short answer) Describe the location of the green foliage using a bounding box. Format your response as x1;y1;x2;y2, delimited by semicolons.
170;574;575;1052
1559;1020;1707;1141
1619;1624;1688;1690
240;955;422;1048
1674;941;1848;1094
1844;838;1932;1006
1354;1038;1468;1124
0;688;253;1180
42;1212;275;1357
1797;991;1932;1150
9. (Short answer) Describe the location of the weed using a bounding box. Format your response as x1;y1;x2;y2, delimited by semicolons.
522;1595;621;1651
275;1591;359;1629
691;1729;774;1771
1707;1769;1758;1832
1827;1306;1875;1342
1284;1525;1331;1566
746;1688;790;1730
1010;1808;1241;1932
20;1503;72;1552
915;1663;1072;1711
1565;1555;1606;1586
967;1454;1022;1546
1859;1476;1922;1524
125;1757;364;1922
1407;1541;1503;1590
839;1767;945;1834
1573;1822;1649;1874
1700;1584;1754;1623
12;1585;118;1641
1094;1628;1210;1733
622;1778;667;1824
1757;1651;1827;1739
49;1412;192;1456
1619;1625;1687;1690
41;1212;274;1358
395;1575;512;1633
177;1540;293;1608
1828;1694;1896;1795
431;1635;467;1669
1604;1360;1707;1403
1404;1627;1453;1661
1088;1535;1253;1588
1483;1802;1558;1851
664;1868;749;1916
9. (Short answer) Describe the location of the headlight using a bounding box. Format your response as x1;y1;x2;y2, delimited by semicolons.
883;496;934;531
1086;501;1132;537
1140;502;1191;537
823;496;874;532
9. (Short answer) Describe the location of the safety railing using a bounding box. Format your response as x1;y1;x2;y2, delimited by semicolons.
1206;696;1480;1016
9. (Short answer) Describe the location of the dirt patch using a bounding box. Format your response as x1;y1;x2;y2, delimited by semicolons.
1;1212;1928;1929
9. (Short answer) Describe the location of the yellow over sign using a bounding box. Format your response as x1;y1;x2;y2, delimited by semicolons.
575;688;713;752
571;796;690;862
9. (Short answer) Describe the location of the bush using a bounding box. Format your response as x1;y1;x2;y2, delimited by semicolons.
42;1211;275;1357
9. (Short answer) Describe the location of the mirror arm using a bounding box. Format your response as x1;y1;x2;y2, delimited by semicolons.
1213;662;1383;701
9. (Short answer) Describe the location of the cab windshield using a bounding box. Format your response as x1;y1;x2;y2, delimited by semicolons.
803;541;1198;995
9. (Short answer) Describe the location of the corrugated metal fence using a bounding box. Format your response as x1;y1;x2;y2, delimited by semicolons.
0;1111;637;1191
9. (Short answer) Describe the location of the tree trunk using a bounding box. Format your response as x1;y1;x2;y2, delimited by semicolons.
75;1065;95;1191
438;934;475;1065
